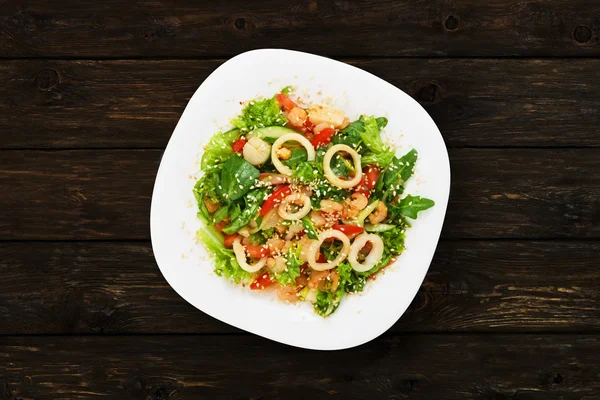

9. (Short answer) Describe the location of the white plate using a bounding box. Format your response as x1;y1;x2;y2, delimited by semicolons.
150;49;450;350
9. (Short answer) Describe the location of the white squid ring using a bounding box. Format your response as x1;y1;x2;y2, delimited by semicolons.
307;229;351;271
233;236;267;273
278;193;312;220
348;233;384;272
323;144;363;188
271;133;316;176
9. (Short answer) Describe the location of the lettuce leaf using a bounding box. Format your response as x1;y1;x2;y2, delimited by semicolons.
196;226;250;283
273;246;302;286
231;97;287;132
201;128;241;169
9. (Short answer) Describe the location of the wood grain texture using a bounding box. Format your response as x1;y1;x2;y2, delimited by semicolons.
0;240;598;334
0;0;599;58
0;334;599;399
2;59;600;149
1;149;599;240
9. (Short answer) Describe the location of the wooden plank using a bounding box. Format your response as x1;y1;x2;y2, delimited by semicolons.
1;241;598;334
0;334;598;399
0;0;599;58
2;59;600;149
1;149;599;240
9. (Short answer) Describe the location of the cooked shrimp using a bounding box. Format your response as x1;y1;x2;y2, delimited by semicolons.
320;199;344;214
329;270;340;292
277;285;299;303
308;270;330;289
310;210;327;228
266;236;285;252
287;107;307;128
368;201;388;224
350;192;368;211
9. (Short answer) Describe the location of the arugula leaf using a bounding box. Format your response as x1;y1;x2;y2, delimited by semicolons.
193;168;222;222
220;155;259;201
231;97;287;132
381;149;418;201
222;189;268;235
394;195;435;219
301;216;318;239
274;246;302;285
201;128;241;169
196;226;250;283
383;149;418;186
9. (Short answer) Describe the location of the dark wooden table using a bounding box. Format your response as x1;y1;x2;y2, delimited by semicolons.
1;1;600;399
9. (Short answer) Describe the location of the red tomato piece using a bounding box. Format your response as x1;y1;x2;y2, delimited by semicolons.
276;93;298;112
245;244;270;259
250;272;274;290
310;127;335;148
260;185;292;217
332;224;365;236
363;165;380;189
215;219;228;233
223;233;238;248
231;138;247;153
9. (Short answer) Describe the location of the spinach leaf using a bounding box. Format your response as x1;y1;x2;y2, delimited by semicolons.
220;155;259;201
212;205;229;223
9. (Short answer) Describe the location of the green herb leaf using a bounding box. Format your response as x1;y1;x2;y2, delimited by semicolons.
301;216;318;239
220;155;260;201
212;205;229;223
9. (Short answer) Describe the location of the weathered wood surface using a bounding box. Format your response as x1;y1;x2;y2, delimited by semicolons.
1;334;598;399
2;59;600;149
1;149;598;240
0;241;598;335
0;0;599;58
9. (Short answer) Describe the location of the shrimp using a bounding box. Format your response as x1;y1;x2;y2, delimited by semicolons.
320;199;344;214
350;192;368;211
368;201;388;224
287;107;308;128
266;236;285;252
310;210;327;228
343;192;368;218
277;285;299;303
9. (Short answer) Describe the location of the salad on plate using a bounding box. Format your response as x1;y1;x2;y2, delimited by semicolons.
193;88;434;317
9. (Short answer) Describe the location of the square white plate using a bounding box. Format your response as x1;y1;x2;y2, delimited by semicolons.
150;49;450;350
